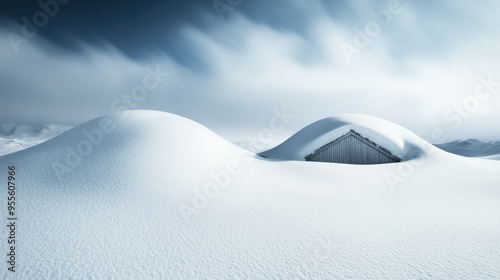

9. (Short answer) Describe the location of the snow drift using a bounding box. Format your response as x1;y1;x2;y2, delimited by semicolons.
1;110;499;279
259;114;434;161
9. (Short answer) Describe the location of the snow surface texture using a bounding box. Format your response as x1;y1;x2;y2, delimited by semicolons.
1;110;500;279
0;123;72;156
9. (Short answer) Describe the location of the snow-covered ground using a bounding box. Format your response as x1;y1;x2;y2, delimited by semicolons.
0;123;72;156
1;110;499;279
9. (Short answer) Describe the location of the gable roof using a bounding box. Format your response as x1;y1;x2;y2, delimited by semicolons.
305;130;401;162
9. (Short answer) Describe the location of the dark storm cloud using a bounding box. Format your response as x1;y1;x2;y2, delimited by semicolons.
0;0;356;61
0;0;209;44
0;0;386;72
0;0;217;70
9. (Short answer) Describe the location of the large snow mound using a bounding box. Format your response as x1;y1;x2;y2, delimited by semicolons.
260;114;435;161
1;110;499;279
3;110;248;183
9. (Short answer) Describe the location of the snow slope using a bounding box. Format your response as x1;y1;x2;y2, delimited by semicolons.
1;110;499;279
259;114;433;161
0;123;71;156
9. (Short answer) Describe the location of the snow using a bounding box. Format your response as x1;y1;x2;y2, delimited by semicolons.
0;123;71;156
259;114;434;161
1;110;500;279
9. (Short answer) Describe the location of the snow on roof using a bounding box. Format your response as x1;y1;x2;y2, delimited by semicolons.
260;114;433;161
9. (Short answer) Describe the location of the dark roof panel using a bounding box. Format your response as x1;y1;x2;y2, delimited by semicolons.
305;130;400;164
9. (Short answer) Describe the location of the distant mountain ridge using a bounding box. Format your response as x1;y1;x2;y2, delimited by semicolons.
434;139;500;158
0;123;72;156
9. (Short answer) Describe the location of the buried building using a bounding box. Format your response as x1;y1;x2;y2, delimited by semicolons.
259;114;427;165
304;130;400;164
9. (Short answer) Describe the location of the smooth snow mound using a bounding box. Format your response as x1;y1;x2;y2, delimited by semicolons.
260;114;434;161
5;110;248;182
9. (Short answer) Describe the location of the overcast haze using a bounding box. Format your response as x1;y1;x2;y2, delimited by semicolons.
1;0;499;143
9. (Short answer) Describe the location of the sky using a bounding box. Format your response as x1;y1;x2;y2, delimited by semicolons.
0;0;499;144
